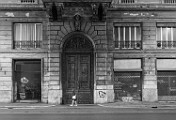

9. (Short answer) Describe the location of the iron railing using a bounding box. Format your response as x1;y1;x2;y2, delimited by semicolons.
163;0;176;4
115;41;142;49
114;72;141;101
119;0;135;3
20;0;38;4
157;41;176;49
14;41;42;49
113;0;176;4
157;71;176;96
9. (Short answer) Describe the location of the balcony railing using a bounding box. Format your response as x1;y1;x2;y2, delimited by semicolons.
119;0;135;3
14;41;42;49
163;0;176;4
157;41;176;49
115;41;142;49
20;0;38;4
112;0;176;4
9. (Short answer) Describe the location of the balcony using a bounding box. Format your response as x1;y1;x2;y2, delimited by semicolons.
115;41;142;49
14;41;42;49
157;41;176;49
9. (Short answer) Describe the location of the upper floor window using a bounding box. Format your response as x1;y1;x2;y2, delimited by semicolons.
114;23;142;49
157;23;176;49
14;23;42;49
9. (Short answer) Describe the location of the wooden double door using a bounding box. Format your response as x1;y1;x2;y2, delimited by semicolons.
63;54;93;104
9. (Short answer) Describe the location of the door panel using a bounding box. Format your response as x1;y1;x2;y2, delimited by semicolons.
63;54;93;104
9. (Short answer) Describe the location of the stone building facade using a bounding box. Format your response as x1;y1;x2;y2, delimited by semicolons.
0;0;176;104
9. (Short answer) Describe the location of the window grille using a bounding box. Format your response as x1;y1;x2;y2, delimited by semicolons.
119;0;135;4
163;0;176;4
114;25;141;49
14;23;42;49
114;72;141;101
157;71;176;96
157;26;176;49
20;0;38;4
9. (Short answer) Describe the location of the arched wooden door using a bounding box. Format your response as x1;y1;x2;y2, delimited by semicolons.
62;34;94;104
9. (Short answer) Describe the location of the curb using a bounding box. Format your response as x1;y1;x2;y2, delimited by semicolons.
0;105;56;109
97;104;176;109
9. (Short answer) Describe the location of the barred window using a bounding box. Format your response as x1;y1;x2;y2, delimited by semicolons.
157;26;176;49
114;24;141;49
14;23;42;49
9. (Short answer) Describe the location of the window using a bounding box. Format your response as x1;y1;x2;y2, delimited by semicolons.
14;23;42;49
114;23;141;49
157;24;176;49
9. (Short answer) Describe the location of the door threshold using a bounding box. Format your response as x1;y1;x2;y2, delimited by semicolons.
16;100;40;103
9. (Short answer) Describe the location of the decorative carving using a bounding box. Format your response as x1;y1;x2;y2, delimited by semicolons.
64;35;93;51
52;2;58;21
44;2;64;21
43;1;111;21
91;3;98;21
91;3;110;21
74;14;82;31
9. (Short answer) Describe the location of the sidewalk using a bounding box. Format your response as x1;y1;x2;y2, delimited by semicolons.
98;101;176;109
0;102;56;109
0;101;176;109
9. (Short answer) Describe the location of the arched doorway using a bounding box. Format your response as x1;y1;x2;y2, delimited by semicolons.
62;33;94;104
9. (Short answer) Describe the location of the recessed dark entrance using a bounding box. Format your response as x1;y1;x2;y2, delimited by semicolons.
13;60;41;102
62;34;94;104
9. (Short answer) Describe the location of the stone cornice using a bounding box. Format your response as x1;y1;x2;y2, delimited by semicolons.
0;4;45;11
109;4;176;11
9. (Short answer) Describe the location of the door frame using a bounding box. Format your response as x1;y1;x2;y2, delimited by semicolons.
12;59;43;103
61;33;95;104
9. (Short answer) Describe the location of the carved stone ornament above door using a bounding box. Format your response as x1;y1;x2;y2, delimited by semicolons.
42;0;111;21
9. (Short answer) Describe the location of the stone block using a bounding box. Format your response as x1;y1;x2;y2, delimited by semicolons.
143;44;156;49
96;85;113;90
49;85;60;90
98;31;106;35
50;26;60;31
49;80;60;85
61;26;68;35
81;21;87;31
85;22;91;33
63;21;72;33
94;86;114;103
48;89;62;104
58;31;65;38
0;90;11;102
142;88;158;102
143;84;157;89
122;97;133;102
87;26;94;35
144;80;157;85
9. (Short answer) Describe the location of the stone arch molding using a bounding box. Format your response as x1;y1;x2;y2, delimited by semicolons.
60;31;95;51
55;20;103;50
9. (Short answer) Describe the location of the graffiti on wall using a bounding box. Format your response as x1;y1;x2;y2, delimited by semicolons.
99;91;106;98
